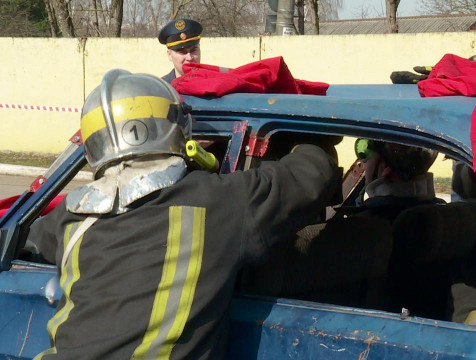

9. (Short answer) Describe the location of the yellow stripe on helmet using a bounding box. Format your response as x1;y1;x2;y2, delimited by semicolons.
81;95;175;142
166;36;201;48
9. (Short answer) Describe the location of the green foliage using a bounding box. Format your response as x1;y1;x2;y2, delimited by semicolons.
434;177;452;194
0;0;49;36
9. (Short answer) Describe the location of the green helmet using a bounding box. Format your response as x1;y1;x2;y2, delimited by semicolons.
355;139;438;180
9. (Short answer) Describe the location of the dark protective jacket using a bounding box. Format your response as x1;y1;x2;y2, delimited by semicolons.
162;69;176;84
31;145;339;360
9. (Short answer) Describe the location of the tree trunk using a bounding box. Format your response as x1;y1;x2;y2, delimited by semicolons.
106;0;123;36
386;0;400;33
296;0;304;35
148;0;158;36
91;0;101;36
96;0;108;31
52;0;75;37
43;0;59;37
49;0;75;37
306;0;319;35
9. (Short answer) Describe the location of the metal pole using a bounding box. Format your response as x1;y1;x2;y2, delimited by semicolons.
275;0;294;36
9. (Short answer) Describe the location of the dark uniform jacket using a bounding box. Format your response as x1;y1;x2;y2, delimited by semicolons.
162;69;176;84
31;145;339;360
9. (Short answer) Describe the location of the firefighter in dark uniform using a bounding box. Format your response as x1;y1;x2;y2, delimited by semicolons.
159;18;202;84
30;69;340;359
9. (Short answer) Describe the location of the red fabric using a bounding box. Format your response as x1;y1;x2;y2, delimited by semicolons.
0;194;66;218
417;54;476;170
418;54;476;97
171;57;329;97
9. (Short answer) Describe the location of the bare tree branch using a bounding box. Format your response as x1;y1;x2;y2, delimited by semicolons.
97;0;107;31
418;0;476;14
91;0;100;35
148;0;158;35
296;0;304;34
207;0;228;35
171;0;195;19
306;0;319;34
43;0;60;36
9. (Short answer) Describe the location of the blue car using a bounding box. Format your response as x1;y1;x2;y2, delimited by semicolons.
1;84;476;359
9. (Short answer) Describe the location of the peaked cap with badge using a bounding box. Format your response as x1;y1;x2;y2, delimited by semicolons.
158;18;203;51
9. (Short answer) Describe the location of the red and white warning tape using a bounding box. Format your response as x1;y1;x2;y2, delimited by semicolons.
0;103;82;112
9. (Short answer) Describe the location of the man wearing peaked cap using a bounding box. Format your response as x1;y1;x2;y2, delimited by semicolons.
159;18;202;84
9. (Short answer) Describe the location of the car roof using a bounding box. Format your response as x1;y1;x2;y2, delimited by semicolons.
184;84;476;166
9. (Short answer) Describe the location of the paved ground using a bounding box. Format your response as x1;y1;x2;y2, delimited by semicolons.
0;174;90;199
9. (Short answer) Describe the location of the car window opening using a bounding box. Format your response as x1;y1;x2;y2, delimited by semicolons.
239;135;476;326
13;133;476;327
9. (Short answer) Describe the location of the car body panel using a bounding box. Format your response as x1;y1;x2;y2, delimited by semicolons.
229;296;476;359
0;263;57;359
1;84;476;359
186;85;475;164
3;262;476;359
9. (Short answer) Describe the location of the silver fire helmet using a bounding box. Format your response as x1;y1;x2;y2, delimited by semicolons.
81;69;192;178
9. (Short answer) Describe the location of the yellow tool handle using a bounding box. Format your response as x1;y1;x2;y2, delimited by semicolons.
186;140;219;172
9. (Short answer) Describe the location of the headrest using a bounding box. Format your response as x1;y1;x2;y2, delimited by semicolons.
392;201;476;262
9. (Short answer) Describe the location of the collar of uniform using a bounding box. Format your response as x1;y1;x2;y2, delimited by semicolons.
66;156;187;215
364;172;435;201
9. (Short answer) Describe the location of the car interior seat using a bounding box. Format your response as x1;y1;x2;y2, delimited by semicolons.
390;200;476;321
238;214;394;310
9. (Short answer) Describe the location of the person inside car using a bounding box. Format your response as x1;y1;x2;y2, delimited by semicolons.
28;69;340;359
353;138;441;222
354;140;476;324
158;18;202;84
294;139;442;311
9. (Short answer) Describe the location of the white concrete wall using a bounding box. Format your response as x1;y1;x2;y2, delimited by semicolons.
261;33;476;84
2;33;476;175
1;38;83;153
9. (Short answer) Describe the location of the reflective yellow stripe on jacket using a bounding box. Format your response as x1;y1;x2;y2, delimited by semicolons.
132;206;206;360
34;221;85;360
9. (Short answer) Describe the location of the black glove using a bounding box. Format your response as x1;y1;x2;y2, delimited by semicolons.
390;65;434;84
413;66;433;75
390;71;428;84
